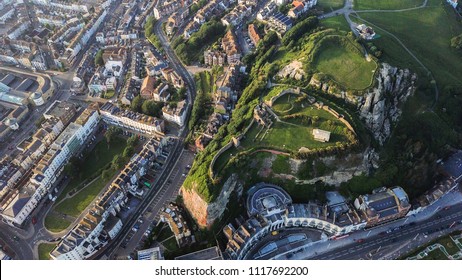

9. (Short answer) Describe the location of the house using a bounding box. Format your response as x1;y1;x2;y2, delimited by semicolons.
312;128;331;142
222;30;241;65
162;100;187;126
248;24;262;46
152;83;170;102
356;24;376;40
140;76;157;99
204;50;226;66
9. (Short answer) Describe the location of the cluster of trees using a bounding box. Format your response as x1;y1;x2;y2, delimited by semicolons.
145;16;163;51
243;31;278;73
363;41;383;58
105;134;140;178
174;20;226;64
450;34;462;50
282;16;319;46
190;0;207;14
188;85;212;131
294;139;359;160
131;96;164;118
281;113;313;126
94;49;104;66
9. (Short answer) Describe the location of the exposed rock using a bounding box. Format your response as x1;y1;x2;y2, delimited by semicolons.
277;60;305;80
181;174;242;228
358;63;416;145
295;148;379;186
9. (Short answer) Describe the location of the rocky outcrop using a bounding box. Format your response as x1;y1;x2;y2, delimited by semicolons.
358;63;416;145
277;60;305;80
181;174;242;228
295;148;379;186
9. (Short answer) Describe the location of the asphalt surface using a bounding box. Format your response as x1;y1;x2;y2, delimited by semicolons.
94;12;198;259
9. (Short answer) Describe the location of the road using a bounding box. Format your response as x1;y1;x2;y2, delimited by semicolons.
113;150;195;259
313;204;462;260
254;186;462;260
93;14;199;259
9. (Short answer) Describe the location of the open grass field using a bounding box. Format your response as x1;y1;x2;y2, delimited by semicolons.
44;212;73;233
55;169;117;217
354;0;424;10
57;137;126;203
318;0;345;10
314;44;377;90
360;1;462;88
241;115;348;152
38;243;56;260
321;16;351;32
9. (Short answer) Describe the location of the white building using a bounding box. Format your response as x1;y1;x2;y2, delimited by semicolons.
0;108;99;226
99;102;165;135
162;100;187;127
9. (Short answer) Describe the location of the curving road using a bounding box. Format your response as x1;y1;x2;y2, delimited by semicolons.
93;14;199;260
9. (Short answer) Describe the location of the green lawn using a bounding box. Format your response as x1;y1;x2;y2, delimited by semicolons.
38;243;56;260
44;212;72;233
272;155;291;174
354;0;424;10
314;44;377;90
57;137;127;203
55;169;117;217
46;137;127;232
436;236;460;256
321;16;351;32
359;2;462;88
318;0;345;10
242;121;346;152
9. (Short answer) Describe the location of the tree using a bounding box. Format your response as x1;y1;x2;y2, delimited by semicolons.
102;169;112;181
123;146;135;158
105;126;122;147
127;135;139;147
64;157;82;179
95;49;104;66
131;95;144;112
112;154;126;170
450;34;462;50
142;100;163;118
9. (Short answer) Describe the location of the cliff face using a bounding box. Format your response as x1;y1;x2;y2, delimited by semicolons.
358;63;417;145
182;174;242;228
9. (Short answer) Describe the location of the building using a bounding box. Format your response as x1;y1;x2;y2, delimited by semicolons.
137;247;164;260
160;203;194;247
356;24;376;40
223;183;368;259
0;107;99;226
43;100;77;126
51;135;168;260
140;76;157;99
162;100;187;126
175;246;223;260
268;12;293;33
248;24;262;46
102;47;126;77
99;102;165;135
354;187;411;227
204;50;226;67
313;128;331;142
222;30;241;65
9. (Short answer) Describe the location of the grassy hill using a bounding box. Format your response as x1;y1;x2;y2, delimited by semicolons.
359;1;462;88
314;43;377;90
354;0;424;10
